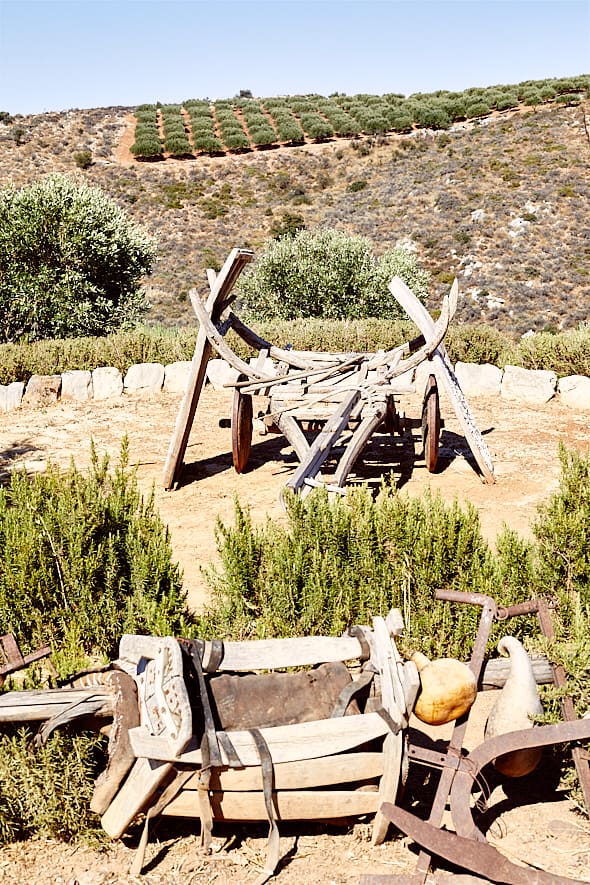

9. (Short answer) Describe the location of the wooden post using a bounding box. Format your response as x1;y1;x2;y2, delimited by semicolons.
162;248;253;490
388;277;495;484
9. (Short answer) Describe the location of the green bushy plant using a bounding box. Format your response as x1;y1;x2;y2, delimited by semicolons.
201;485;504;660
0;175;156;343
0;441;195;845
516;324;590;376
236;228;430;321
0;728;106;845
0;440;191;674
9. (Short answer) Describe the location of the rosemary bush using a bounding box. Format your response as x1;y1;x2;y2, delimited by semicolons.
0;440;191;675
0;441;194;844
202;484;524;660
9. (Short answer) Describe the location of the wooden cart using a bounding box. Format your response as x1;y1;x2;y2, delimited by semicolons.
163;248;494;495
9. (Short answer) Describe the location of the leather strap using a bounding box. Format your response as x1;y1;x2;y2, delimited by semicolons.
347;624;371;661
249;728;281;884
130;765;195;877
183;640;222;768
217;729;243;768
330;669;375;718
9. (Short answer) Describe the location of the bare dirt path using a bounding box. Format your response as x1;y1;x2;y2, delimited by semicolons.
0;386;589;883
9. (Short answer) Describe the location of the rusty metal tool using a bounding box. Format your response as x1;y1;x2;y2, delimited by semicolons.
0;633;52;687
363;591;590;885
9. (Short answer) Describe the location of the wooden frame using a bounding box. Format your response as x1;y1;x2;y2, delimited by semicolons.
163;247;494;496
99;612;420;847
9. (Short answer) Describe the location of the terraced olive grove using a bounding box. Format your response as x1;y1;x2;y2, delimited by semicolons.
0;76;589;335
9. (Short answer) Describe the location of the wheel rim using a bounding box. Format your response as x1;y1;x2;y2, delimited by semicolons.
231;376;253;473
421;373;440;473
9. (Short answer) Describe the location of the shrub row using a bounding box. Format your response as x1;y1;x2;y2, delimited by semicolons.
1;319;590;386
131;76;590;158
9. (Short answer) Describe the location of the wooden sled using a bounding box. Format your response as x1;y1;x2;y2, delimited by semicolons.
98;611;420;878
162;248;494;495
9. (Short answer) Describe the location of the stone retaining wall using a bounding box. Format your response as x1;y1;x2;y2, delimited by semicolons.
1;358;590;413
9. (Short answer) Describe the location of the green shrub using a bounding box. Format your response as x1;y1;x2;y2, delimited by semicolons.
532;444;590;601
0;441;191;675
347;179;368;193
516;323;590;376
236;228;430;321
0;175;156;343
201;485;501;659
0;440;195;846
0;728;106;845
73;150;93;169
445;323;517;367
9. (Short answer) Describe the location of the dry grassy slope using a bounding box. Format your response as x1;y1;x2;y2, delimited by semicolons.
0;102;589;335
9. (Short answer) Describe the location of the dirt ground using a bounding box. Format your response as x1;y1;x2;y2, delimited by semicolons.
0;384;589;883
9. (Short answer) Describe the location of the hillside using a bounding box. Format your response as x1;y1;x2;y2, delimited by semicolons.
0;99;589;335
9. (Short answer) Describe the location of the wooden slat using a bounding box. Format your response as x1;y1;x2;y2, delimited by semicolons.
129;712;390;766
388;276;495;484
188;751;384;792
101;756;174;838
163;787;381;821
286;390;361;495
371;730;403;845
203;634;364;671
162;248;253;490
0;687;113;721
482;655;553;688
333;404;387;490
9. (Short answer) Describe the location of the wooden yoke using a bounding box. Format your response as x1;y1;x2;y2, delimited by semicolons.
162;248;254;490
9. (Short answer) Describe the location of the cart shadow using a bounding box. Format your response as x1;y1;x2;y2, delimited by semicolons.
178;425;494;491
344;425;493;492
0;441;41;486
178;434;297;487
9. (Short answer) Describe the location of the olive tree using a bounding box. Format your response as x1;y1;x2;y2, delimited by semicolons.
237;228;430;321
0;174;156;342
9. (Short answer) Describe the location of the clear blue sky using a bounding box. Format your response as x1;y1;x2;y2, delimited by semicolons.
0;0;588;116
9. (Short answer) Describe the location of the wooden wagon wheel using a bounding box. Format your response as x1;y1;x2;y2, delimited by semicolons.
421;373;440;473
231;374;253;473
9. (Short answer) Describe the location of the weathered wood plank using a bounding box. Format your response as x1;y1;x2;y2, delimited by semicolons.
184;751;384;792
204;634;365;671
101;756;174;838
163;787;381;821
371;730;403;845
129;712;390;766
162;248;253;490
286;390;361;494
481;655;553;688
333;405;387;490
389;276;495;484
0;687;113;722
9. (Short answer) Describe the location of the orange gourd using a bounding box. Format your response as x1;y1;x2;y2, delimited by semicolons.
411;651;478;726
